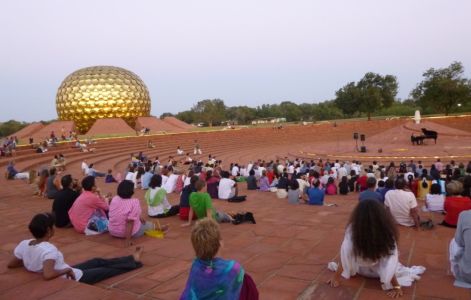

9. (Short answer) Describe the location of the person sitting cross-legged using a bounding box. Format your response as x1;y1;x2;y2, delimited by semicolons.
327;200;425;298
7;213;144;285
180;218;259;299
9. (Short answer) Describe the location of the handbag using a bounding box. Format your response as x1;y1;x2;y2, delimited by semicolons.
84;209;109;235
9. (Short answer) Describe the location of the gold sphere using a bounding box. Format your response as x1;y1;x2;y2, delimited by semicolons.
56;66;151;133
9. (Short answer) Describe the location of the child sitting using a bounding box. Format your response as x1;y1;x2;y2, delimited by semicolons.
180;218;259;299
105;169;117;183
182;180;233;227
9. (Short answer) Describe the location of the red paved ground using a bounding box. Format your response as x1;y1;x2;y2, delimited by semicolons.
1;116;471;299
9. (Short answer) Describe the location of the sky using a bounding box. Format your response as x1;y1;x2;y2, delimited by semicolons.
0;0;470;122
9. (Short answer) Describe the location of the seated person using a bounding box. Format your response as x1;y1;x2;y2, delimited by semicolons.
6;161;29;180
359;177;382;203
218;171;246;202
328;200;424;297
325;177;337;195
105;169;118;183
180;175;199;221
205;170;220;199
86;164;106;177
384;178;420;229
259;170;270;192
425;183;445;212
163;168;179;193
288;179;301;205
177;146;184;155
182;180;233;227
145;175;180;218
304;180;325;205
339;176;349;195
108;180;153;246
52;175;80;228
449;210;471;286
246;169;258;190
180;219;259;299
68;176;110;233
442;181;471;227
276;173;289;199
140;166;153;189
7;213;144;284
379;179;394;202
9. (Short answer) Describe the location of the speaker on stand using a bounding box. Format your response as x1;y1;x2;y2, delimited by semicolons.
360;134;366;152
353;133;359;152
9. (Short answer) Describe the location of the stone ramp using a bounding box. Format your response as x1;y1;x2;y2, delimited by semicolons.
135;116;184;133
29;120;75;141
163;116;194;130
10;122;44;140
85;118;135;137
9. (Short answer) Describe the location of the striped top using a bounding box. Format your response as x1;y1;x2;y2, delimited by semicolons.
108;196;142;237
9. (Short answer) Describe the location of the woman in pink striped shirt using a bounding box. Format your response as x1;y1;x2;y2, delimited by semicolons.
108;180;152;247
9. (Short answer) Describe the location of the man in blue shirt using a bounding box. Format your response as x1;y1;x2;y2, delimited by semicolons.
141;166;154;189
359;177;383;203
305;180;324;205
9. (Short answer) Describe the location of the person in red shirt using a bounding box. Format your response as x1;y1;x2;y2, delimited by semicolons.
443;181;471;227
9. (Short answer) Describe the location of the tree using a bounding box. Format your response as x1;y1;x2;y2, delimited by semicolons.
0;120;29;138
192;99;227;126
334;82;360;117
357;72;398;120
226;106;256;124
279;101;302;122
175;110;196;124
159;112;174;119
411;62;471;116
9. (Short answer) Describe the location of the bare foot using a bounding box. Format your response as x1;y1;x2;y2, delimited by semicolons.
160;224;170;232
133;246;144;262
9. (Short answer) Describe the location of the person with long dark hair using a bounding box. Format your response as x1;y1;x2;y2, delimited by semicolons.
327;200;424;298
7;213;143;284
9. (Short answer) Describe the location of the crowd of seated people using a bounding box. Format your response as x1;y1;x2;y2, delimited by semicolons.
5;142;471;297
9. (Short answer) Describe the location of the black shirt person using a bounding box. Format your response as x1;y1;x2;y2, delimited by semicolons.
52;175;80;228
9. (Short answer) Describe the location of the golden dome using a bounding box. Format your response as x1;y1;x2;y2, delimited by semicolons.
56;66;151;133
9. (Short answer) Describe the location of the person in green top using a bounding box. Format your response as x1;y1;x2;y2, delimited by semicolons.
182;180;232;227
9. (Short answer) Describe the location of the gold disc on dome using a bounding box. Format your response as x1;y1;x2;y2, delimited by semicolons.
56;66;151;133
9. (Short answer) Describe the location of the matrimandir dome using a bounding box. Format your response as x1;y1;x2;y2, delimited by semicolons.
56;66;151;133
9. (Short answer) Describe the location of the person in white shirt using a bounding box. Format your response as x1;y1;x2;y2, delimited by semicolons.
231;164;240;177
425;183;445;212
384;178;420;228
177;146;184;156
163;171;179;193
7;213;144;284
81;160;88;175
338;165;348;179
287;164;295;175
218;171;246;201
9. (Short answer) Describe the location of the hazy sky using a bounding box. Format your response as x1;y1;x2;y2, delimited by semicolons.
1;0;470;122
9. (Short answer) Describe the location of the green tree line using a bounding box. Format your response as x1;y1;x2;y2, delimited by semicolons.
163;62;470;126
